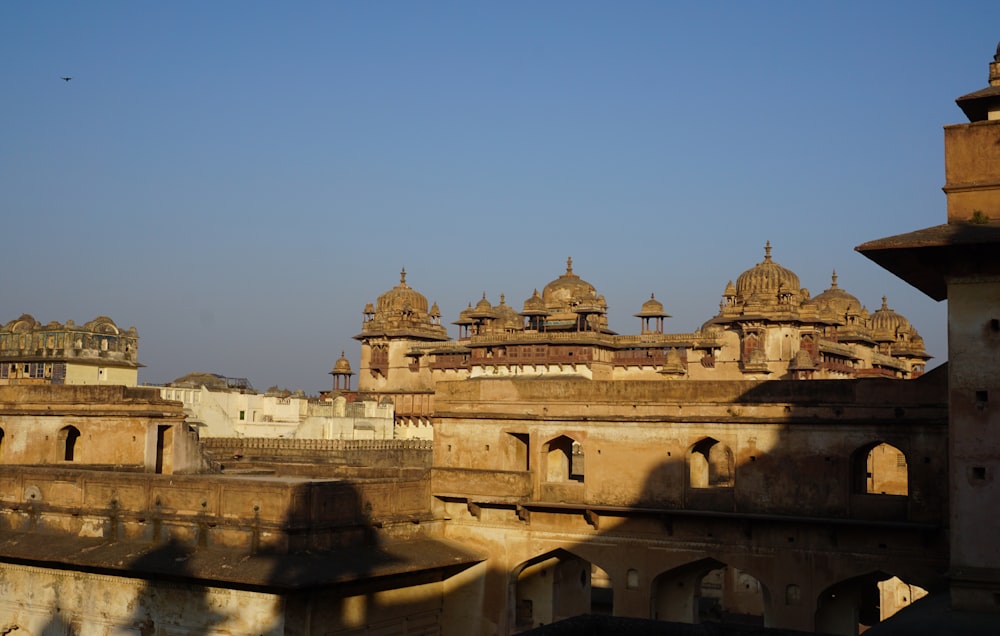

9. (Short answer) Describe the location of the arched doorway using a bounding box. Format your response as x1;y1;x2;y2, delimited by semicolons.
815;571;928;635
512;549;609;632
652;559;767;625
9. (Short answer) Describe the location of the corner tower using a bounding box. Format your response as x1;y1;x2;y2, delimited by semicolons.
354;269;449;393
858;42;1000;615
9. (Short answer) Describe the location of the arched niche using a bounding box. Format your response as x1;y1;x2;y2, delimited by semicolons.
688;437;733;489
58;425;81;462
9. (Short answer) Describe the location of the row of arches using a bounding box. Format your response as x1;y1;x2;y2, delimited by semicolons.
531;433;909;496
512;548;927;635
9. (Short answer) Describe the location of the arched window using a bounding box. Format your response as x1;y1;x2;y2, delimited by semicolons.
688;437;733;488
0;427;5;458
852;442;908;496
58;425;81;461
544;435;584;483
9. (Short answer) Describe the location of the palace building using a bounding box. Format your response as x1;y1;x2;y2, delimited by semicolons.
2;38;999;636
353;245;930;427
0;314;140;387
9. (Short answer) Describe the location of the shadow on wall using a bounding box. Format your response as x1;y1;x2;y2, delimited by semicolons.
500;373;949;635
112;480;403;635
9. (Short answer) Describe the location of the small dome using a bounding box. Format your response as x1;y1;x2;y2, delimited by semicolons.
330;351;354;376
871;296;912;341
735;242;801;304
6;314;39;333
811;271;863;320
788;349;816;371
522;289;547;315
699;318;724;334
469;293;495;319
430;302;441;319
453;303;475;326
492;294;523;330
635;293;670;318
542;257;599;308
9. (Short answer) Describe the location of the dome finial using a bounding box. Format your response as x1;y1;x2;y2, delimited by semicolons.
882;295;888;309
764;241;772;262
566;256;574;274
400;267;407;285
831;270;838;288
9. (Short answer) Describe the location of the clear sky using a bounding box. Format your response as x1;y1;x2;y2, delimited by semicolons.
1;2;994;393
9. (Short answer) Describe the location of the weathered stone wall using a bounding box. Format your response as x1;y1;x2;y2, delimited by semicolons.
0;385;194;472
0;466;433;552
0;563;287;635
430;373;949;633
201;437;433;475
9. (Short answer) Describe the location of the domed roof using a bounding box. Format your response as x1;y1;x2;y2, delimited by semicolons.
492;294;523;330
735;242;801;303
375;268;429;315
635;293;669;318
811;271;863;319
453;303;475;326
871;296;912;341
788;349;817;371
360;268;449;341
469;293;494;319
522;289;547;315
330;351;354;376
542;257;599;308
5;314;39;332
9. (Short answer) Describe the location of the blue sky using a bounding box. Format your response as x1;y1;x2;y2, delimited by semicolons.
1;2;994;392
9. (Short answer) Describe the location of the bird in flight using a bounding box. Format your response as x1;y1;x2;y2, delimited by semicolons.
61;77;72;82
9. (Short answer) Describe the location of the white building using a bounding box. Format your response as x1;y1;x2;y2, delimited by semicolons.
159;373;394;440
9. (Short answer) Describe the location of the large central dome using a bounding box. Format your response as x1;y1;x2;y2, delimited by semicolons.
735;242;801;303
542;257;599;308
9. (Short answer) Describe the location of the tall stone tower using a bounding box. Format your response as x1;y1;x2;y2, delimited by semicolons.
859;41;1000;613
353;268;449;394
